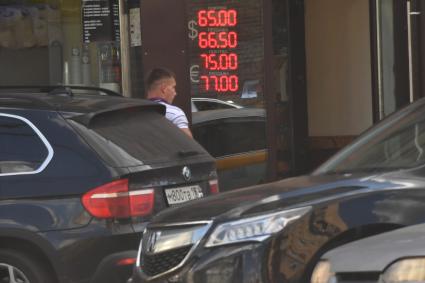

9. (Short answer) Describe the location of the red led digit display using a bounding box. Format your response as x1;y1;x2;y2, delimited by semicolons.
198;9;237;27
201;75;239;92
197;8;239;93
198;32;238;49
200;53;238;70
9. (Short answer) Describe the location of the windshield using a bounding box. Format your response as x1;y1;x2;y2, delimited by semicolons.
315;99;425;174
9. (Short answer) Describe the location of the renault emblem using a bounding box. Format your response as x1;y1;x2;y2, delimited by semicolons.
146;231;161;254
182;166;191;181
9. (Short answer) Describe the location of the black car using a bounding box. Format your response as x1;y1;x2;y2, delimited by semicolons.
192;108;266;191
0;86;217;283
130;96;425;283
311;223;425;283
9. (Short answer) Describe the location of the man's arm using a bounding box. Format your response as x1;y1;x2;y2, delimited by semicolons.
170;108;193;138
180;127;193;138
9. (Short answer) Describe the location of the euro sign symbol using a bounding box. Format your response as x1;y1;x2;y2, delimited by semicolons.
188;20;198;40
190;65;199;83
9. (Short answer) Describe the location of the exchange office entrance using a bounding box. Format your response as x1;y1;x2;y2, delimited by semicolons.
141;0;425;186
141;0;307;190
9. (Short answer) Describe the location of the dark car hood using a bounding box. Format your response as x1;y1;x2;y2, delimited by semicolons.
152;173;405;224
322;223;425;272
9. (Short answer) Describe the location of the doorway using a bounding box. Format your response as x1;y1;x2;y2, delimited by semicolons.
304;0;374;168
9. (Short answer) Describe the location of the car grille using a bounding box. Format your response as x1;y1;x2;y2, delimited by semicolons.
142;245;192;276
336;272;380;283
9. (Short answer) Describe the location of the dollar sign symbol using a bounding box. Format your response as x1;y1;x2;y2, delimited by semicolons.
188;20;198;40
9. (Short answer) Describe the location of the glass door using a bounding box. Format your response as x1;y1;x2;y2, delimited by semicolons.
373;0;423;119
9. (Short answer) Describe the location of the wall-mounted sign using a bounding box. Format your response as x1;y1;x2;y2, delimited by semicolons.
82;0;119;43
112;0;120;42
129;8;141;47
197;9;239;93
187;1;264;99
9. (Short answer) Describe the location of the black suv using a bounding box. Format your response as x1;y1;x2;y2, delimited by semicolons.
0;86;217;283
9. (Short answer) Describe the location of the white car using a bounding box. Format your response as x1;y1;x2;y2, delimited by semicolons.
191;97;243;112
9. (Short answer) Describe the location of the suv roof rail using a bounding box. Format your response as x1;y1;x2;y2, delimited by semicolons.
0;85;123;97
48;86;74;97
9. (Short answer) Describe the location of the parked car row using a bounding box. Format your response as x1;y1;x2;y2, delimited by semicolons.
3;86;425;283
130;95;425;283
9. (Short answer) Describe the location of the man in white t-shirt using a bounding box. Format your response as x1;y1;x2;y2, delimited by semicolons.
146;68;193;138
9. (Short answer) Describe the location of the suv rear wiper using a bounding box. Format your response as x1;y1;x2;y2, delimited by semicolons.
0;85;122;97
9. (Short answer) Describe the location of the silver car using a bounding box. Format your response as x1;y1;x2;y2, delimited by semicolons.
312;224;425;283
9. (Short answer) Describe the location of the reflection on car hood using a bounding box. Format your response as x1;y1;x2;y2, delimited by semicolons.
152;173;404;224
322;223;425;272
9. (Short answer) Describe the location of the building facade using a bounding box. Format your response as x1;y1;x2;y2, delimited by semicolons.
0;0;423;189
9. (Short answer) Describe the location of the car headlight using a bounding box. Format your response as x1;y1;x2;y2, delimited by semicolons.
136;223;211;267
311;260;336;283
205;206;311;247
380;258;425;283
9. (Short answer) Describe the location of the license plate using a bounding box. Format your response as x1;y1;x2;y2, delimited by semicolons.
165;185;204;205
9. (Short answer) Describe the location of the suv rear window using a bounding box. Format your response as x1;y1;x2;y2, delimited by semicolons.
68;109;207;167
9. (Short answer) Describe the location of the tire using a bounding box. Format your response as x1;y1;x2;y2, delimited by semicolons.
0;249;54;283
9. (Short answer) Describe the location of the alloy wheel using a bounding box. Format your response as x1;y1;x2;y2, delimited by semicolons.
0;263;30;283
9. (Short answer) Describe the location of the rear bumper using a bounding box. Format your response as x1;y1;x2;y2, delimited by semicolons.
41;221;146;283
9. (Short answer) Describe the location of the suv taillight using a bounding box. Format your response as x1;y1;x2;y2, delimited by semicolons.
209;179;219;194
82;179;154;219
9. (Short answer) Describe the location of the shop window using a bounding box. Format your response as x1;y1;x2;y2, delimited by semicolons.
0;1;122;93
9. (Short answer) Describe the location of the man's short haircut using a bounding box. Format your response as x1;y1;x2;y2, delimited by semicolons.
146;68;176;91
